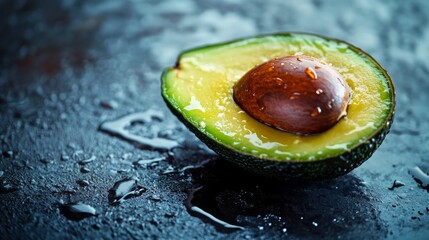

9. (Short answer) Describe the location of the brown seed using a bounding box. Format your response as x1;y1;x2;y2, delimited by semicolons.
233;55;351;135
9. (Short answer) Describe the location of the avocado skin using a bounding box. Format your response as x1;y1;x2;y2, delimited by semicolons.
161;32;396;181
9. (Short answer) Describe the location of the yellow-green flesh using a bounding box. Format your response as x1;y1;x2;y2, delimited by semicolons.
162;34;393;162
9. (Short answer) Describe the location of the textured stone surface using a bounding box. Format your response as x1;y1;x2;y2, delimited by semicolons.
1;0;428;239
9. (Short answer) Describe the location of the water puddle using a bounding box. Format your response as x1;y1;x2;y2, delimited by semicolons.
183;158;386;237
108;178;147;205
59;202;97;221
99;110;179;150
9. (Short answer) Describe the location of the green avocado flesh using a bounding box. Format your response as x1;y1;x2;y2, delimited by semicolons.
161;33;395;180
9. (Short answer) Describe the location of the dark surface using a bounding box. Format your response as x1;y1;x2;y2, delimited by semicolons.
1;0;429;239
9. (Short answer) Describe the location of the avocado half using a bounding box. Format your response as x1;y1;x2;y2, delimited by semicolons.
161;32;395;180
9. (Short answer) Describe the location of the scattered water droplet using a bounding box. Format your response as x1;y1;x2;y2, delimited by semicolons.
149;194;162;202
409;167;429;190
0;170;4;178
80;167;91;173
78;156;96;165
61;154;70;161
76;179;90;187
99;110;179;151
312;221;318;227
304;67;317;80
162;166;176;174
99;100;119;110
133;157;165;167
59;202;97;221
0;179;18;193
310;107;322;117
316;89;323;95
2;150;13;158
108;178;147;205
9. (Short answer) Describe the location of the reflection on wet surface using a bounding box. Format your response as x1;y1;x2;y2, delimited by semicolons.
184;158;387;238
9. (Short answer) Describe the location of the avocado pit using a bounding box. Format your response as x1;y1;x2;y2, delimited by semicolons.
233;55;351;135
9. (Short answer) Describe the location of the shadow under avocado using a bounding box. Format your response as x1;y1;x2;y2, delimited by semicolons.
184;157;387;239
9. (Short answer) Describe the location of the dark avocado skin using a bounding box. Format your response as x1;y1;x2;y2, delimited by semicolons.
161;32;396;181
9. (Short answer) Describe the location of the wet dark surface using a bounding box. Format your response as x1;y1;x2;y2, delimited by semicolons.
1;0;429;239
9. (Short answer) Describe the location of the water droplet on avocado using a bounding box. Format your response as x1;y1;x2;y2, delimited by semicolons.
304;67;317;80
59;202;97;221
316;89;323;95
310;107;322;117
108;178;147;205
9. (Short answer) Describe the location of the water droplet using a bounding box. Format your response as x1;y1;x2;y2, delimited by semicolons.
305;67;317;80
312;221;318;227
310;107;322;117
108;178;147;205
316;89;323;95
388;180;405;191
76;179;90;187
59;202;97;221
2;150;13;158
78;156;96;165
99;100;119;110
0;179;18;193
80;167;90;173
99;110;179;151
327;101;333;109
409;167;429;190
162;166;176;174
133;157;165;167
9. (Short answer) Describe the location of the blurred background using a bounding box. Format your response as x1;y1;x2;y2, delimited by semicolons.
1;0;428;239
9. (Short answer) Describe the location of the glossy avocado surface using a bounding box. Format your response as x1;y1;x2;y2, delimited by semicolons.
161;32;395;180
